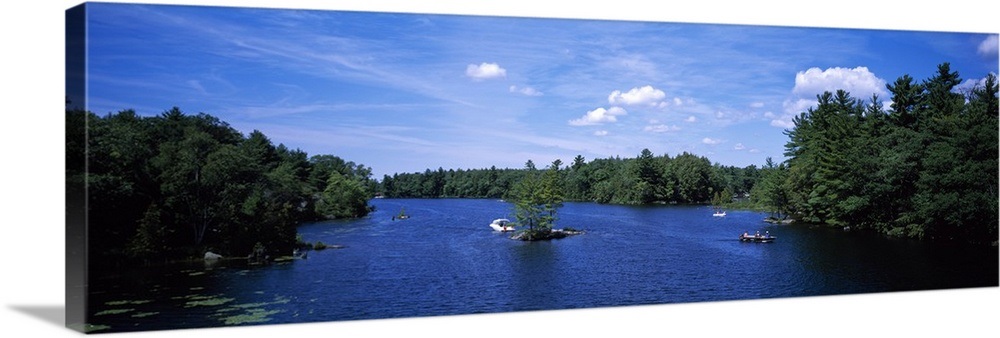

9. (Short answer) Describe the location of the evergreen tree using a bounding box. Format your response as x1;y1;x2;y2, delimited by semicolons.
509;160;565;239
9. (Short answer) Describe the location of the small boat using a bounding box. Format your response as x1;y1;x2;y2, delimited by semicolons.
394;207;409;220
713;211;726;217
489;218;516;232
739;232;775;243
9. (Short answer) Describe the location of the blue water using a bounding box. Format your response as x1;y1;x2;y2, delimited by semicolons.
86;199;998;332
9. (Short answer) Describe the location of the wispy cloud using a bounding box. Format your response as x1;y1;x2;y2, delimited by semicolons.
230;102;448;119
118;5;485;109
510;85;543;96
186;80;207;95
644;124;681;133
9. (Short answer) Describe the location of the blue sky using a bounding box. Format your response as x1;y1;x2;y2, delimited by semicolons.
81;3;999;178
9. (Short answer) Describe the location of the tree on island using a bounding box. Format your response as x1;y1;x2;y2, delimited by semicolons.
509;159;565;240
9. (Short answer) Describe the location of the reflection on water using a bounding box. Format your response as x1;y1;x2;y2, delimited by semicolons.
86;199;999;332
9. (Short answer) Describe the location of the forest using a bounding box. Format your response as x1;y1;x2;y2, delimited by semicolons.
753;64;998;244
378;152;760;205
66;107;376;267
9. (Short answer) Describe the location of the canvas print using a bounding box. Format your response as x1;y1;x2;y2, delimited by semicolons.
65;2;999;334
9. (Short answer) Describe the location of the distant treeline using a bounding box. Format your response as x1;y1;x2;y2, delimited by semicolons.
66;107;375;266
753;64;998;244
378;152;761;205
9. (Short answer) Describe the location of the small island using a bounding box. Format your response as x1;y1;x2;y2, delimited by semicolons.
503;159;584;241
510;228;584;241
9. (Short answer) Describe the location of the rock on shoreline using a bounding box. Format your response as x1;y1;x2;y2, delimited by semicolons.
764;217;794;224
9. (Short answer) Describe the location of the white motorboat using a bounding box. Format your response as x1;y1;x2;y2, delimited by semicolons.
489;218;515;232
713;211;726;217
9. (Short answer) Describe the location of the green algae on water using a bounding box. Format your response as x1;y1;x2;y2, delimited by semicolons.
184;297;235;308
220;308;283;325
69;324;111;333
105;299;152;306
94;308;135;316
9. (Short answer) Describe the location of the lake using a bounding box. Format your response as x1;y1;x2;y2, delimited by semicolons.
85;198;999;332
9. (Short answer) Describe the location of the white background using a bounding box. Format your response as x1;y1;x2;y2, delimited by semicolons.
1;1;997;337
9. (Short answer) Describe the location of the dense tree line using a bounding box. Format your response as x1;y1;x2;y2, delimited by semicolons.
379;151;760;205
754;64;998;244
66;107;375;267
381;166;522;199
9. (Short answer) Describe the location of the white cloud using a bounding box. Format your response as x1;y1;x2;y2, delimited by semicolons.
608;85;666;106
684;116;697;123
979;35;999;56
749;149;761;153
594;130;609;136
569;106;628;126
702;137;723;145
771;66;888;128
782;98;814;117
750;102;765;108
734;143;746;150
955;75;996;94
954;79;980;95
763;112;776;119
509;85;543;96
466;62;506;80
791;66;887;99
607;107;627;115
644;124;681;133
673;97;683;106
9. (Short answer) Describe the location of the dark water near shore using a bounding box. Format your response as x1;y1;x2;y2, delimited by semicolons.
86;199;999;332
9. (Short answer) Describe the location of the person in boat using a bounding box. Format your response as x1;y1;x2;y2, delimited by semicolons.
755;231;761;239
765;231;770;238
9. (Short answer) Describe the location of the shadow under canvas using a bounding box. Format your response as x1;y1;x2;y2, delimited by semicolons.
9;305;66;328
